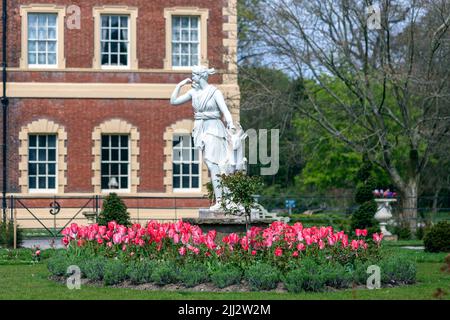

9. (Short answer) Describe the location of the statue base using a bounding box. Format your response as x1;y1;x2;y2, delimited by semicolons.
183;209;274;234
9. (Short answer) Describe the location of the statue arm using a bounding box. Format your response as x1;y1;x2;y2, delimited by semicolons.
170;79;193;105
215;90;234;128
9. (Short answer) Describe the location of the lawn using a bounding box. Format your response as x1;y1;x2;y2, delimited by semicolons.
0;245;449;300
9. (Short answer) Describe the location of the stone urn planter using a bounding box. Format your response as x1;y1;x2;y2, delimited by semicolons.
82;211;97;225
374;198;397;236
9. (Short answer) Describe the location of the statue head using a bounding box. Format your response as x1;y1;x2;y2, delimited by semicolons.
192;66;215;89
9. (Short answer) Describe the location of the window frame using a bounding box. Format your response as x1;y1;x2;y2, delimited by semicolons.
20;4;66;69
164;7;209;70
172;134;202;193
93;6;138;70
28;134;58;194
171;16;201;69
100;134;131;193
99;14;131;69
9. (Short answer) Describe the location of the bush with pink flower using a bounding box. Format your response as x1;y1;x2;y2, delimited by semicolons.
48;220;415;292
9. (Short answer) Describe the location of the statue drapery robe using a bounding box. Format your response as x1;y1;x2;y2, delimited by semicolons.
191;85;232;169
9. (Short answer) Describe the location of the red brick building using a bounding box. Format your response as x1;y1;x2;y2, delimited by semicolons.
0;0;240;227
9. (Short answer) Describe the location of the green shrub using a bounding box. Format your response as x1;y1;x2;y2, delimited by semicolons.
353;261;372;284
97;193;131;227
150;261;178;285
245;263;279;291
424;221;450;253
83;257;107;281
393;225;412;240
127;260;156;284
0;221;23;248
380;257;416;284
211;264;242;288
103;259;127;286
47;254;73;276
350;162;378;233
178;263;210;287
321;264;353;289
283;259;325;293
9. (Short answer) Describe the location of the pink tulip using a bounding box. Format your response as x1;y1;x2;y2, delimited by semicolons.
297;243;306;251
274;247;283;257
292;251;299;257
351;240;359;250
251;250;257;256
319;239;325;250
113;233;122;244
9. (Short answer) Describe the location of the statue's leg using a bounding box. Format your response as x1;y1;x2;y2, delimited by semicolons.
205;159;222;203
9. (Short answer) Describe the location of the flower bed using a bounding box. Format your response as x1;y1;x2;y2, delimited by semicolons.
47;220;416;292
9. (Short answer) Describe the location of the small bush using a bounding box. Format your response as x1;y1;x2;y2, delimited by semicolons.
353;261;373;285
283;259;325;293
103;259;127;286
47;254;72;276
97;193;131;227
380;257;416;284
394;225;412;240
127;260;156;284
178;263;210;287
245;263;279;291
150;261;178;286
211;264;242;288
0;221;23;248
321;264;353;289
424;221;450;253
83;257;107;281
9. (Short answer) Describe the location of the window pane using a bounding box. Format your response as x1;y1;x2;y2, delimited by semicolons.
38;135;46;147
182;176;190;188
38;177;46;189
120;16;128;28
48;28;56;40
29;14;38;28
28;53;36;64
173;176;180;189
182;164;189;175
111;54;118;65
182;149;190;161
120;163;128;174
101;16;109;27
192;177;199;188
181;17;189;28
120;177;128;189
173;164;180;175
181;30;189;42
38;163;46;175
173;149;181;161
192;164;199;175
111;16;119;27
28;163;36;175
101;177;109;189
48;135;56;147
48;163;56;175
47;53;56;65
120;135;128;147
48;149;56;161
101;135;109;147
101;29;109;41
111;42;118;53
28;41;36;51
38;53;46;64
38;41;46;51
101;163;109;175
29;176;36;189
120;149;128;160
29;27;37;39
119;42;127;54
120;29;128;41
48;14;57;26
29;135;37;147
38;27;46;40
29;149;36;161
111;135;119;147
38;149;46;161
48;177;56;189
181;55;189;66
111;163;119;175
102;148;109;161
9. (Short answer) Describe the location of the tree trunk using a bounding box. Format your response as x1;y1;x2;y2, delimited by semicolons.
401;180;419;233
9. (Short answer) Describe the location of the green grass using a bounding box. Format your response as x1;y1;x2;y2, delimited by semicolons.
0;248;449;300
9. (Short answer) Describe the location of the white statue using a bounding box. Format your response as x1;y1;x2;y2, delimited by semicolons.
170;66;245;211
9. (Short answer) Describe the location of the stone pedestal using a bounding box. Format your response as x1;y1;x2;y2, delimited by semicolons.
374;199;397;237
184;209;273;234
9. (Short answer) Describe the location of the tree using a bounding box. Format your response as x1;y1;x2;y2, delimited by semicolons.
240;0;450;231
97;193;131;227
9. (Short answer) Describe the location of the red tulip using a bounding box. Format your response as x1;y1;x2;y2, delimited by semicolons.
274;247;283;257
